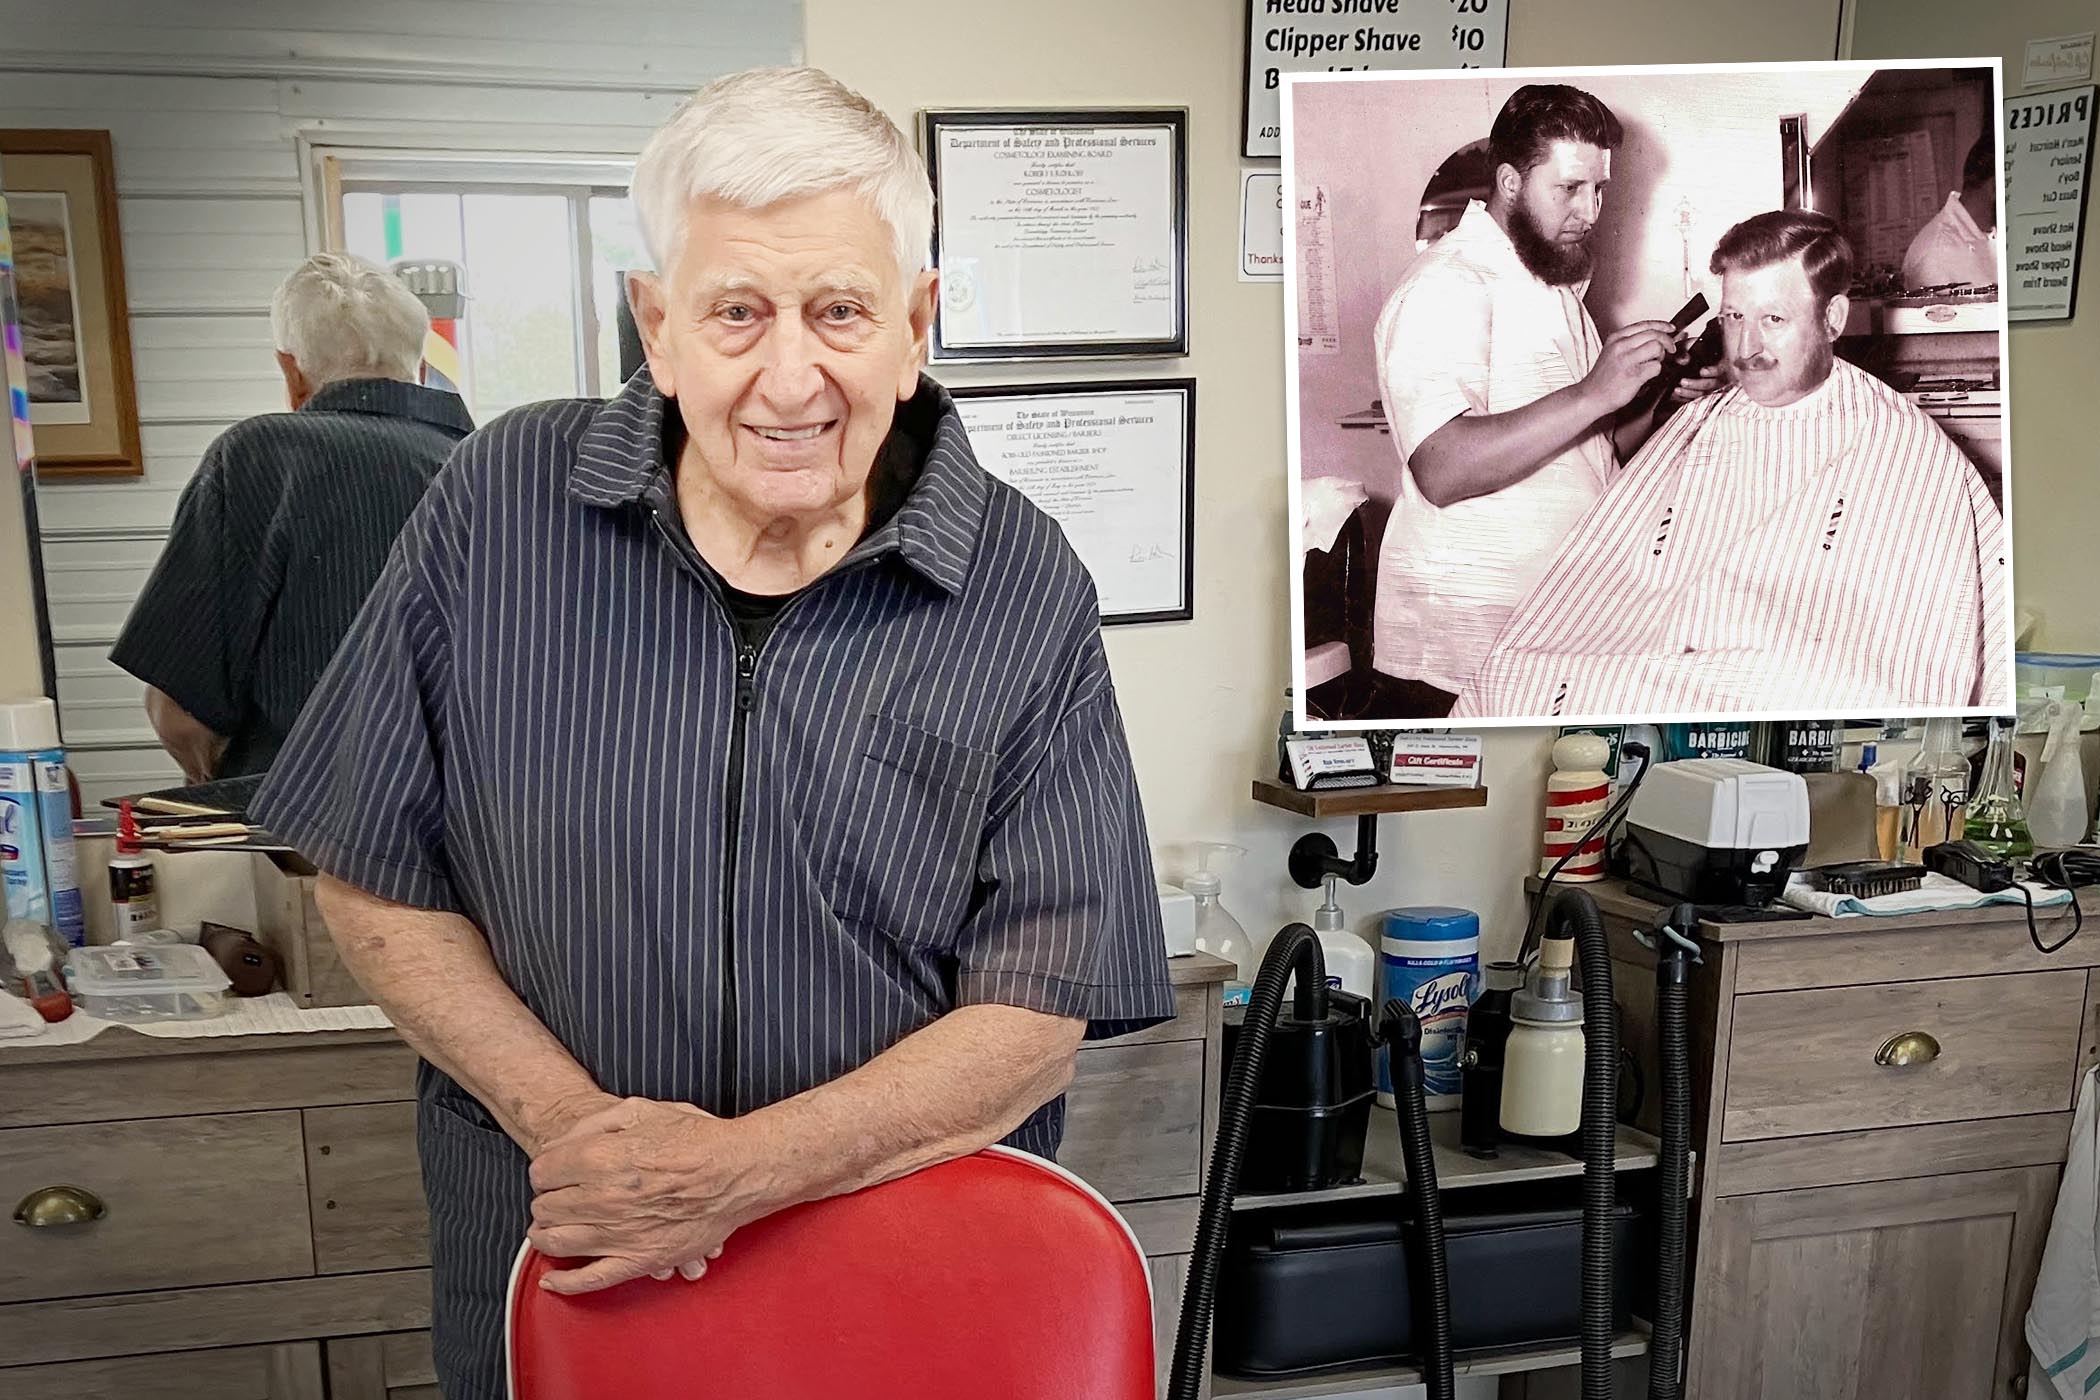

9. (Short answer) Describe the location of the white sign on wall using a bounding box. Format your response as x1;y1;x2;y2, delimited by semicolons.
2004;85;2094;321
2025;33;2094;91
1241;0;1509;159
1240;169;1283;280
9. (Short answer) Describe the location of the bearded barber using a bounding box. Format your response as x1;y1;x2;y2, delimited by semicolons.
1365;84;1719;718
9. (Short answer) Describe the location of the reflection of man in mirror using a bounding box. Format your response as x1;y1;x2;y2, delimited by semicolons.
110;254;474;783
1454;210;2007;719
1902;135;1998;291
1366;85;1722;717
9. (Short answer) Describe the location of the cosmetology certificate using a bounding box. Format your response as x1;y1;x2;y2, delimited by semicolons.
931;121;1180;352
951;385;1192;623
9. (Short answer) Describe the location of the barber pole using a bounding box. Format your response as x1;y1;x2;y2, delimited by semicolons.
389;259;468;398
1541;732;1612;881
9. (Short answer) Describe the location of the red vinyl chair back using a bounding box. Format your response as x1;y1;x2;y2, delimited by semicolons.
506;1145;1158;1400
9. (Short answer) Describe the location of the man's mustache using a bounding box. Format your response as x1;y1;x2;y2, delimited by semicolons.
1732;356;1777;372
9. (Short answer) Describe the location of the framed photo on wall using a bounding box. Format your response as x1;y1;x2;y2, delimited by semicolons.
0;129;142;477
921;108;1188;362
949;379;1195;624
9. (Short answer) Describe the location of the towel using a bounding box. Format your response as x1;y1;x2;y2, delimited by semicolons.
1302;475;1367;556
1782;870;2074;918
0;991;391;1049
2029;1067;2100;1400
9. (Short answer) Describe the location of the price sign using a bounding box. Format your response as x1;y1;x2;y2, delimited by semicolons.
2004;85;2094;320
1242;0;1509;159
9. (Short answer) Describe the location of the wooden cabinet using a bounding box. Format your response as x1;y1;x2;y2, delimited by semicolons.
1694;1168;2055;1400
4;1342;326;1400
0;954;1229;1399
325;1332;440;1400
1581;881;2097;1400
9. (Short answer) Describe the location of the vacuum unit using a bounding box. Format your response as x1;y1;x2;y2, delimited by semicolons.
1167;892;1696;1400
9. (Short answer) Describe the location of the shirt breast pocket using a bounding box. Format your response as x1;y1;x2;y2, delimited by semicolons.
826;714;997;947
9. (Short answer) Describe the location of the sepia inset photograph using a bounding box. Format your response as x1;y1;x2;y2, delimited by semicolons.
1284;61;2016;729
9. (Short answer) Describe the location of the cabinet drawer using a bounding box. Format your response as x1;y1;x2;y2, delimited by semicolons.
3;1341;324;1400
1059;1040;1206;1201
0;1112;313;1303
1723;971;2085;1142
307;1104;427;1274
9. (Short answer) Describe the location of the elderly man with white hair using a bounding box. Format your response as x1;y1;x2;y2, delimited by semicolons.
113;252;471;780
251;67;1172;1397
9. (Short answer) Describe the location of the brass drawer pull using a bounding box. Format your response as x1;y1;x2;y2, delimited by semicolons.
13;1186;107;1227
1875;1031;1942;1067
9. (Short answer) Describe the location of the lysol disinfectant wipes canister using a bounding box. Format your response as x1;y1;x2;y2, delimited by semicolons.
1378;906;1480;1110
0;697;85;947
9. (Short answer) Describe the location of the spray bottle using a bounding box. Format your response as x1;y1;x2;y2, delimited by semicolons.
1186;843;1253;1006
2030;699;2091;847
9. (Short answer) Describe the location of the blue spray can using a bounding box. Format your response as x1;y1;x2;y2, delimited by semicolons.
1378;907;1480;1109
1;698;85;947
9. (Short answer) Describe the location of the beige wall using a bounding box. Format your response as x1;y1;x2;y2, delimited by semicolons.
1851;0;2100;651
806;0;1842;962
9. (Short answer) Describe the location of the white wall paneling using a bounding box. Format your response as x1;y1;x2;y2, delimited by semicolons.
1;0;803;800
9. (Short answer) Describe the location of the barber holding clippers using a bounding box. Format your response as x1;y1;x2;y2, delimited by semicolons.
1365;84;1723;719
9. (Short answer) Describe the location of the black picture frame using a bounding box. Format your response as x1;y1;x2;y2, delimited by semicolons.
947;378;1196;625
920;108;1190;363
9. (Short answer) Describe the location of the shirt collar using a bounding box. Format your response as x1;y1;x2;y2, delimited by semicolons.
570;367;988;597
301;377;475;435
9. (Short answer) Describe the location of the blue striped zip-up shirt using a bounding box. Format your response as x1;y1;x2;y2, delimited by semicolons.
250;369;1174;1399
111;378;473;777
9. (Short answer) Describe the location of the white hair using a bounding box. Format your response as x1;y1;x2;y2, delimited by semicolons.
269;253;429;389
630;66;933;286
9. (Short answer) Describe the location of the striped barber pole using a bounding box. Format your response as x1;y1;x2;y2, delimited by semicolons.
1541;777;1611;880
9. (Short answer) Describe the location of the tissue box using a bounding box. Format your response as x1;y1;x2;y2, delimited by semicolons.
251;852;369;1008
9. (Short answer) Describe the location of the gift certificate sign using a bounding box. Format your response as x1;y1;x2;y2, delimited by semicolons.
951;381;1196;624
924;110;1188;361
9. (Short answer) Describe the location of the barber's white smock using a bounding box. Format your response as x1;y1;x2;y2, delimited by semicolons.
1903;190;1998;290
1372;200;1615;694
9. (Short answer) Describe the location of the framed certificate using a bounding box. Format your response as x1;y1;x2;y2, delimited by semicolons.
949;379;1195;624
922;109;1188;362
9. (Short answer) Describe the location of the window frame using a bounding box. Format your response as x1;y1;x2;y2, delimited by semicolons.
302;144;638;402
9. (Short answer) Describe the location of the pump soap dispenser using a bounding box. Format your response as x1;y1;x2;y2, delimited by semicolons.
1308;874;1375;1000
1186;843;1253;1006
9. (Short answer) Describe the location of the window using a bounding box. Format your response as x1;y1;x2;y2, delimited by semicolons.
321;154;644;421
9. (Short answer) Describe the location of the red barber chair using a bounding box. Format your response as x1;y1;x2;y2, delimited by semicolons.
506;1145;1157;1399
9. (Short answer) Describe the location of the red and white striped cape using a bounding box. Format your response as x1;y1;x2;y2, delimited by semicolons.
1452;357;2010;721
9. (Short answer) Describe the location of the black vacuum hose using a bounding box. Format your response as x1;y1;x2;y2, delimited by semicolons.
1546;889;1619;1400
1381;999;1452;1400
1648;905;1696;1400
1166;924;1328;1400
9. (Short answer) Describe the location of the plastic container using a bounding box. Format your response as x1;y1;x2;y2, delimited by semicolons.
1378;906;1480;1110
2016;652;2100;706
1214;1189;1640;1377
66;944;232;1022
0;698;84;947
1186;843;1252;1006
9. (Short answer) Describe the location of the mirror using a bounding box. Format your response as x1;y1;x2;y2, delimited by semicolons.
1805;65;1998;299
1416;140;1493;252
